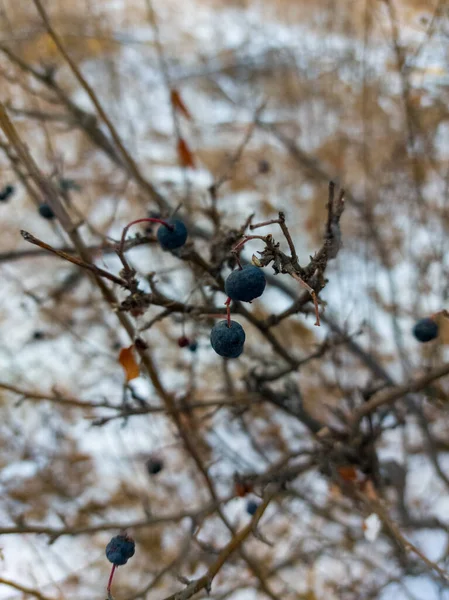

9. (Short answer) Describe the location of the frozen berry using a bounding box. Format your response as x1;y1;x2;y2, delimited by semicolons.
413;317;438;343
157;218;187;250
146;457;163;475
178;336;190;348
246;500;259;516
225;265;266;303
0;184;14;201
106;534;135;566
210;320;245;358
189;340;198;352
38;204;55;220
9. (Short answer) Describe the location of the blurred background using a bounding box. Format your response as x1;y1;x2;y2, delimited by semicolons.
1;0;449;599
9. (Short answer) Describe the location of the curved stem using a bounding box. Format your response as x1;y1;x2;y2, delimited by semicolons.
119;218;174;256
107;564;116;593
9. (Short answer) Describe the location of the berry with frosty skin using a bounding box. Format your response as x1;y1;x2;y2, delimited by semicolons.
0;184;14;202
210;320;245;358
157;218;188;250
413;317;438;343
225;265;266;302
38;204;55;220
246;500;259;516
106;534;135;565
146;457;163;475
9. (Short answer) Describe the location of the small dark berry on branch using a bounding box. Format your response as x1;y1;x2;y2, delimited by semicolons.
189;340;198;352
146;457;163;475
157;218;188;250
413;317;438;343
258;159;270;174
0;184;15;201
225;265;266;303
178;336;190;348
105;534;135;565
210;320;245;358
246;500;259;515
38;204;55;220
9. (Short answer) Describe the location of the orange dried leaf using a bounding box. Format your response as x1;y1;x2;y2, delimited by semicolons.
337;465;358;482
170;89;192;120
119;345;140;381
177;138;195;169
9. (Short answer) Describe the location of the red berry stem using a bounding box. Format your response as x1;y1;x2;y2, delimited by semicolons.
119;218;174;256
107;564;116;593
225;297;231;328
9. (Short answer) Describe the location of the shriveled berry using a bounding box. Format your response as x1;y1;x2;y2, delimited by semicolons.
225;265;266;303
246;500;259;516
413;317;438;343
146;457;163;475
178;336;190;348
38;204;55;220
189;340;198;352
157;219;187;250
106;534;135;566
0;184;14;201
210;320;245;358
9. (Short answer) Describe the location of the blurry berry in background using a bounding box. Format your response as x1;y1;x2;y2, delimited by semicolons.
38;204;56;220
146;457;163;475
178;336;190;348
413;317;438;343
258;159;270;174
246;499;259;515
0;185;15;202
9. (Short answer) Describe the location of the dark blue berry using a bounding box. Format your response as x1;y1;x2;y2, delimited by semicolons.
246;500;259;516
146;457;163;475
225;266;266;303
210;320;245;358
157;219;187;250
413;317;438;343
38;204;55;220
189;340;198;352
0;185;14;201
106;534;135;565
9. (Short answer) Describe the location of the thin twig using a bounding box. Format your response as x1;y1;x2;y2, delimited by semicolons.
20;231;127;287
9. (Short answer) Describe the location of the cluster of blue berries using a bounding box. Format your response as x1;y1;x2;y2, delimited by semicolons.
106;533;135;566
210;265;266;359
413;317;438;343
